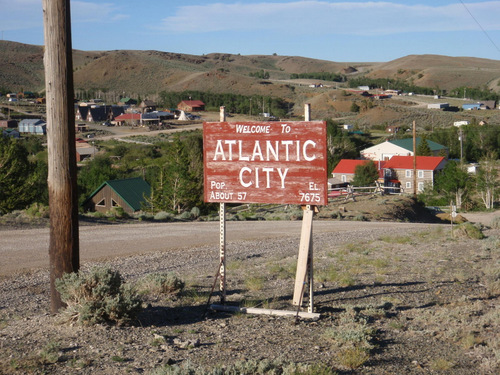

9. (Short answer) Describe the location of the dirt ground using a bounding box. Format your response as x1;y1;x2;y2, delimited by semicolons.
1;202;499;374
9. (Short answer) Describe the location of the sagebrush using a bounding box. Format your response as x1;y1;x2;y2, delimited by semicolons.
55;266;142;325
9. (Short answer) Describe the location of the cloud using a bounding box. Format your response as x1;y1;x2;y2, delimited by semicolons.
0;0;42;30
71;1;124;23
0;1;129;31
158;1;500;35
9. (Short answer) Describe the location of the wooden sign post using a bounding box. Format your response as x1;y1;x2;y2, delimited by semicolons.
204;104;326;317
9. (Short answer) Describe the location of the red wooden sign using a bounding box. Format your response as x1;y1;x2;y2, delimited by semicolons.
203;121;328;205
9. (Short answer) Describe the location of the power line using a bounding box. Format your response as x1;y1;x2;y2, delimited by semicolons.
459;0;500;55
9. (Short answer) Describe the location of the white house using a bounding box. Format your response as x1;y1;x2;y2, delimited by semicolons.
361;138;448;161
428;103;449;109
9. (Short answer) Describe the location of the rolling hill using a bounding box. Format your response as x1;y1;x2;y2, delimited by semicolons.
2;40;499;101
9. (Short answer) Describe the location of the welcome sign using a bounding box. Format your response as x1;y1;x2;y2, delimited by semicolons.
203;121;328;205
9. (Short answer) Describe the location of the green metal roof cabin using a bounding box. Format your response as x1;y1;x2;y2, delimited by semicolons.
83;177;151;215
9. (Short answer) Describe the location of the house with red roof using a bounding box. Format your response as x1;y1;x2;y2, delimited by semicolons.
114;113;142;126
331;159;385;183
383;156;447;193
332;160;370;184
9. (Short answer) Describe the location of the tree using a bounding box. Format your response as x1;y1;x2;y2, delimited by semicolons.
352;161;379;187
0;138;38;214
417;136;432;156
325;119;367;175
434;161;469;209
147;134;204;213
77;155;118;205
476;153;498;209
350;102;360;113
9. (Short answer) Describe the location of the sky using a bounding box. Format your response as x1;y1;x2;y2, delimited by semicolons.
1;0;499;62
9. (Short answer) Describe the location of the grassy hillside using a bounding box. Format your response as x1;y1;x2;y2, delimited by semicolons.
2;41;499;99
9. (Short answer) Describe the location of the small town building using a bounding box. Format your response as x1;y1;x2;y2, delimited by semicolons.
0;120;18;129
361;138;448;160
480;100;496;110
139;100;157;113
2;128;20;138
462;103;481;110
428;103;449;110
75;139;98;162
83;177;151;214
120;97;137;105
114;113;142;126
331;159;383;183
18;119;47;135
177;100;205;112
383;156;447;193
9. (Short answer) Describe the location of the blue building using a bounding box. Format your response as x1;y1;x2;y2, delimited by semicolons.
18;119;47;135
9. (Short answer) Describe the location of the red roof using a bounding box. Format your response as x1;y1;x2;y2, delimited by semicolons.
115;113;141;121
180;100;205;107
383;156;445;170
332;160;369;174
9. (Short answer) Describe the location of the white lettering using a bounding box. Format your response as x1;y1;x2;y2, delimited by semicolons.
303;140;316;161
239;167;252;187
236;124;270;134
212;139;318;162
225;140;236;160
262;167;274;188
238;140;250;161
266;140;279;161
277;168;289;188
213;140;226;160
282;140;293;161
251;141;264;161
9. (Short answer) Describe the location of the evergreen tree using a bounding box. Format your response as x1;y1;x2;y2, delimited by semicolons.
417;136;432;156
0;138;38;214
77;155;118;205
147;134;204;213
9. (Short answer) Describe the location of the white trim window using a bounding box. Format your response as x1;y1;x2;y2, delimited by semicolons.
418;170;424;178
418;182;424;192
406;181;412;189
96;198;106;207
341;175;347;182
405;170;412;178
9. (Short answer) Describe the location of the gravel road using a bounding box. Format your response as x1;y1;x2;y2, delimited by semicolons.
0;220;438;276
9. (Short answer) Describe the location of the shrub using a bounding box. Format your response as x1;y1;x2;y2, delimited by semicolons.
490;215;500;229
154;211;173;221
111;206;129;219
455;222;485;239
55;266;142;325
25;202;50;218
178;211;192;220
190;206;201;218
136;273;185;297
148;359;337;375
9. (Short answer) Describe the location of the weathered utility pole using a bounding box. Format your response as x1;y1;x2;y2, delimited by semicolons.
42;0;80;313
